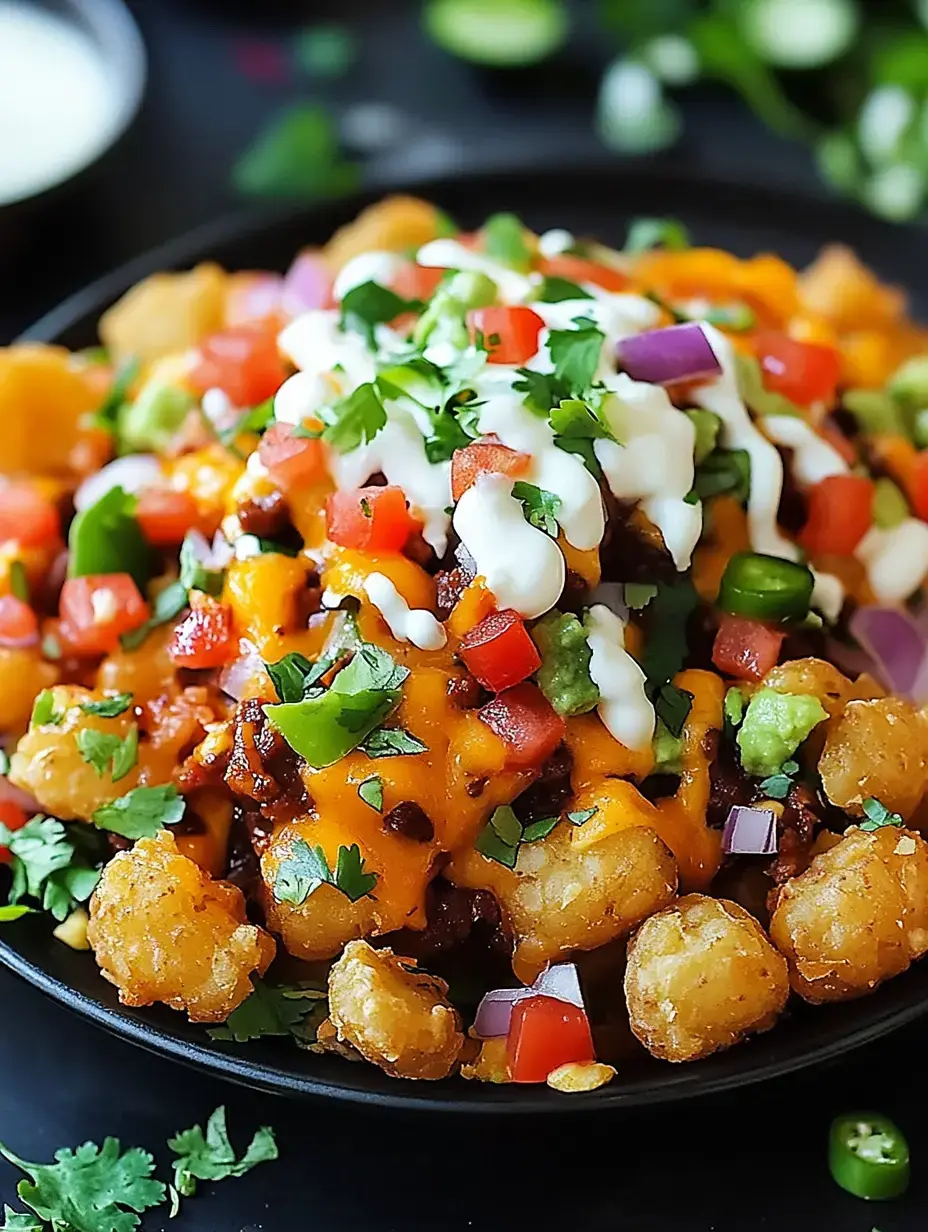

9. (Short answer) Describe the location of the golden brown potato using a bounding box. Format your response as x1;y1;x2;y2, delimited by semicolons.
327;941;464;1080
625;895;789;1062
324;197;444;269
449;822;677;984
764;658;853;720
769;825;928;1003
0;646;58;736
818;697;928;819
9;685;141;821
99;263;226;364
0;345;103;476
88;830;274;1022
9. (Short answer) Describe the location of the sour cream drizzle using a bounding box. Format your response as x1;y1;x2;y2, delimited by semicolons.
584;604;655;751
363;573;447;651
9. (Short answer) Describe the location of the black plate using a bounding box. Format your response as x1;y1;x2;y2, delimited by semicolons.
7;164;928;1112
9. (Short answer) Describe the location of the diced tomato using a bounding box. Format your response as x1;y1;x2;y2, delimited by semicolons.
479;682;566;769
799;475;875;556
754;331;841;406
59;574;150;657
189;325;288;407
712;612;785;682
326;486;420;552
0;595;38;647
258;422;327;491
459;609;541;692
0;801;30;865
912;452;928;522
168;593;236;669
538;254;628;293
136;488;200;546
507;995;596;1083
468;306;545;365
0;483;60;548
451;438;531;502
391;262;445;302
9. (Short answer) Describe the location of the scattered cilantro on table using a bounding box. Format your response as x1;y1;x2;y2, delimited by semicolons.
168;1106;278;1198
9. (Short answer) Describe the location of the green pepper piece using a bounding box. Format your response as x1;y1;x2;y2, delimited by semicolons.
68;485;152;590
264;687;400;769
829;1113;910;1201
717;551;814;623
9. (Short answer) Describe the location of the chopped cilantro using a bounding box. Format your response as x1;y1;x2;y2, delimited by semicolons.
340;281;422;347
860;797;905;832
359;726;429;758
567;807;598;825
547;317;606;399
549;397;614;441
79;693;133;719
85;356;140;432
512;481;561;537
67;485;152;590
0;1136;165;1232
91;784;185;840
265;651;315;704
624;582;658;609
217;398;275;450
119;581;188;651
272;838;377;905
31;690;63;727
653;683;694;739
758;759;800;800
357;775;384;812
536;276;593;303
168;1106;277;1198
691;447;751;503
640;578;699;690
207;977;326;1044
482;212;532;272
475;805;524;869
9;561;29;604
0;817;102;922
521;816;560;842
179;534;226;597
76;724;138;782
625;216;690;254
308;381;387;453
423;405;473;463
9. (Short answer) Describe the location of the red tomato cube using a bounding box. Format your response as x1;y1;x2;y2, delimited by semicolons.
467;306;545;365
168;594;236;669
478;682;565;769
326;486;420;552
754;331;841;407
712;613;785;682
508;995;596;1083
451;439;530;502
190;325;287;407
0;483;60;548
459;609;541;692
59;574;150;657
258;422;327;491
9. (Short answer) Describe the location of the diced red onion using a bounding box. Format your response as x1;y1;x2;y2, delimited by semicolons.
473;962;584;1039
218;639;269;701
281;253;333;317
588;583;628;622
616;322;722;386
0;776;40;815
722;806;778;856
848;606;928;701
74;454;161;512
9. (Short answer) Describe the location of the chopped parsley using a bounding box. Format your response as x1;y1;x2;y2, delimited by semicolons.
357;775;384;811
340;281;422;347
208;977;327;1044
624;216;690;254
272;838;377;905
79;693;133;718
91;783;185;840
758;759;800;801
482;212;532;272
168;1106;278;1198
512;481;561;537
859;797;904;832
359;726;428;758
0;817;103;922
76;724;139;782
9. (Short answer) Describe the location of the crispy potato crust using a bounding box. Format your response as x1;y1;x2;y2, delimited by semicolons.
818;698;928;820
769;825;928;1003
625;894;789;1062
87;830;274;1022
327;940;464;1080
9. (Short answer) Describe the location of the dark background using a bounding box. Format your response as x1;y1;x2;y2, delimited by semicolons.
1;1;926;1228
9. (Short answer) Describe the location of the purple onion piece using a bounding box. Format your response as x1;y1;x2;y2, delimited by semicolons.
723;806;778;856
617;322;722;386
848;606;928;699
473;987;528;1038
532;962;584;1008
282;253;332;316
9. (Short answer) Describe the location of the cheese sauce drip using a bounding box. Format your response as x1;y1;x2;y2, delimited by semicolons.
364;573;447;651
584;604;655;751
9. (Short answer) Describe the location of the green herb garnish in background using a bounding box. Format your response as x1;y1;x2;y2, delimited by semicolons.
168;1106;278;1199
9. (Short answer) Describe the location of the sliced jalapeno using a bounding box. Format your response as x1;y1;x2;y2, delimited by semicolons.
829;1113;910;1201
717;551;814;623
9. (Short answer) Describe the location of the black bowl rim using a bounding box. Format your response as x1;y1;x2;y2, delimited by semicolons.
8;162;928;1112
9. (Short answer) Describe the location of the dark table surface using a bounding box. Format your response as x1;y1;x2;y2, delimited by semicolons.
2;1;927;1228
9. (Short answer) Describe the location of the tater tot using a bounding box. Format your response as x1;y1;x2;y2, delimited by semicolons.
818;698;928;819
624;895;789;1062
449;823;677;984
327;940;464;1080
769;825;928;1003
88;830;275;1022
763;657;853;719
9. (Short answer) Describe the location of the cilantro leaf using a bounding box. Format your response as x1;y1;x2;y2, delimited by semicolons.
357;775;384;811
521;816;560;842
312;381;386;453
640;579;699;690
217;398;275;450
79;694;133;719
653;684;694;739
482;212;532;272
265;652;315;704
359;727;428;758
567;807;597;825
167;1106;277;1198
119;581;188;651
68;486;152;591
758;759;800;800
422;406;473;463
76;725;138;782
625;216;690;254
512;481;561;537
537;276;593;303
691;447;751;503
475;805;565;866
0;1205;42;1231
207;976;326;1044
272;838;377;906
91;784;185;840
86;356;140;433
0;1136;165;1232
860;797;905;832
1;818;102;922
340;282;421;347
9;561;29;604
178;534;225;597
31;690;63;727
338;642;409;692
547;318;605;399
549;397;613;441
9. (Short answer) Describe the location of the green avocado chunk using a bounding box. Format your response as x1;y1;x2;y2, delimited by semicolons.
736;686;827;778
532;610;600;718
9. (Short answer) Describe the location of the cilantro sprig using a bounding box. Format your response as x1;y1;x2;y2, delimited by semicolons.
91;784;185;840
512;481;561;537
758;759;799;800
859;797;904;832
79;694;133;719
76;725;138;782
340;281;423;347
168;1106;277;1199
207;977;327;1045
475;805;565;869
273;838;377;905
0;817;103;922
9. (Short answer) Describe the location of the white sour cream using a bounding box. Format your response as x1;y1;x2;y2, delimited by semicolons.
277;310;381;398
453;474;565;618
364;573;447;651
584;604;655;751
73;454;161;512
761;415;849;487
856;519;928;605
537;228;575;258
332;251;406;302
416;238;534;304
0;3;118;205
